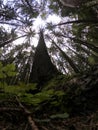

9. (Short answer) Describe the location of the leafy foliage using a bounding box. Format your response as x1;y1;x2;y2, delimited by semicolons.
0;62;16;79
1;82;65;111
0;63;66;113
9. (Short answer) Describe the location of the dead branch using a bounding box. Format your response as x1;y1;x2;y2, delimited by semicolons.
16;96;39;130
24;123;29;130
41;126;49;130
0;107;22;112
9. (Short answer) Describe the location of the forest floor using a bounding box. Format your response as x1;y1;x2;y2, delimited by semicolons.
0;108;98;130
0;64;98;130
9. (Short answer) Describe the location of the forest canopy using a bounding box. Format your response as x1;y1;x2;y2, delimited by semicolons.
0;0;98;84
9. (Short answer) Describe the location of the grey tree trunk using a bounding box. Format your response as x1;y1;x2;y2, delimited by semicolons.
29;30;59;84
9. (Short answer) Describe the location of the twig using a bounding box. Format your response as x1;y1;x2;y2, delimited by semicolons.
2;125;9;130
41;126;49;130
0;107;22;112
16;96;39;130
24;123;29;130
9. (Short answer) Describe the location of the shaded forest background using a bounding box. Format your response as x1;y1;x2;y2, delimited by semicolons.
0;0;98;130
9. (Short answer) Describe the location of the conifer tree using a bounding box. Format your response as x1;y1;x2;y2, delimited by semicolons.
29;30;59;84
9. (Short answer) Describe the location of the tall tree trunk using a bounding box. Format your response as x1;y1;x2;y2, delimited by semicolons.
50;39;79;73
58;34;98;53
59;0;84;8
29;30;59;84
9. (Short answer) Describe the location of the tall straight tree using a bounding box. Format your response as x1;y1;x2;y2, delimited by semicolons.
29;30;59;84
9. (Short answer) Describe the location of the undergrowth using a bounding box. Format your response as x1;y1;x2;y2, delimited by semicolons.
0;62;70;118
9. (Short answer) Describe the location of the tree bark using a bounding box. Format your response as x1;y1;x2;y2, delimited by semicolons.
29;30;59;84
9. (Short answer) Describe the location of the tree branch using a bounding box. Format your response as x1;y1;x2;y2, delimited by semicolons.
25;0;35;14
0;34;27;48
0;107;22;112
52;19;98;27
0;21;21;26
16;96;39;130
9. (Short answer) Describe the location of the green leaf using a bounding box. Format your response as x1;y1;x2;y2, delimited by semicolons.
7;71;17;77
55;91;65;96
0;62;3;68
88;56;95;64
50;113;69;119
0;72;6;78
3;63;15;72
